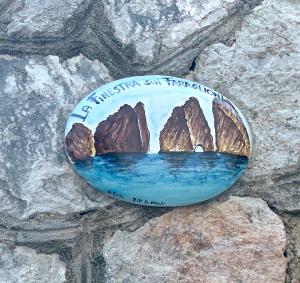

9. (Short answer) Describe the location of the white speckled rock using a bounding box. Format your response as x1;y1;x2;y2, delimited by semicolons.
3;0;91;37
103;0;242;63
193;0;300;211
0;244;66;283
0;54;114;218
103;197;287;283
0;0;262;77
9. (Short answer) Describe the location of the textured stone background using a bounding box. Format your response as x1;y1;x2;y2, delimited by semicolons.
0;0;299;282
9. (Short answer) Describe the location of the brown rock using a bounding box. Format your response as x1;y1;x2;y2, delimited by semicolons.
134;102;150;152
160;97;213;152
65;123;95;162
213;98;251;157
103;197;287;283
184;97;214;151
94;103;150;154
159;106;193;152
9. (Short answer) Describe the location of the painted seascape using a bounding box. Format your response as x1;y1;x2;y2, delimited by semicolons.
65;76;252;206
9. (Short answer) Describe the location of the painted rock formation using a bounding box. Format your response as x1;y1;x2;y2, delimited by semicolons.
160;106;193;152
160;97;214;152
213;98;251;157
94;102;150;154
184;97;214;151
134;102;150;152
65;123;95;162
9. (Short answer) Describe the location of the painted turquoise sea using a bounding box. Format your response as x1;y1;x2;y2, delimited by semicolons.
74;152;248;206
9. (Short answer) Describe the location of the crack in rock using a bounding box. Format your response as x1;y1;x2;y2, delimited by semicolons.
0;0;263;77
0;205;170;283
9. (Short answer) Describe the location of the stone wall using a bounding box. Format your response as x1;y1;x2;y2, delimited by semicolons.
0;0;299;282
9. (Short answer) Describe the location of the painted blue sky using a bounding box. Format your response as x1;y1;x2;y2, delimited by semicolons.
65;76;252;153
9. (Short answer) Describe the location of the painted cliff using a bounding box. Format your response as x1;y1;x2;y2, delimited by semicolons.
213;98;251;157
94;102;150;154
160;97;214;152
65;123;95;162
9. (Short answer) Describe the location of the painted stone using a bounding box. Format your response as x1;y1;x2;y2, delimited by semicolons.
65;76;252;206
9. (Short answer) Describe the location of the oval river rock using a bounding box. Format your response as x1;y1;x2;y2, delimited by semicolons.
65;76;252;206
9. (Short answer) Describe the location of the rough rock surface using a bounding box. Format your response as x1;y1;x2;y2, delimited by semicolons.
0;243;66;282
1;0;89;38
283;214;300;283
0;0;262;77
0;54;113;218
193;0;300;212
103;197;287;283
213;98;251;157
94;102;150;154
0;0;298;281
160;97;213;152
65;123;95;161
101;0;261;74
